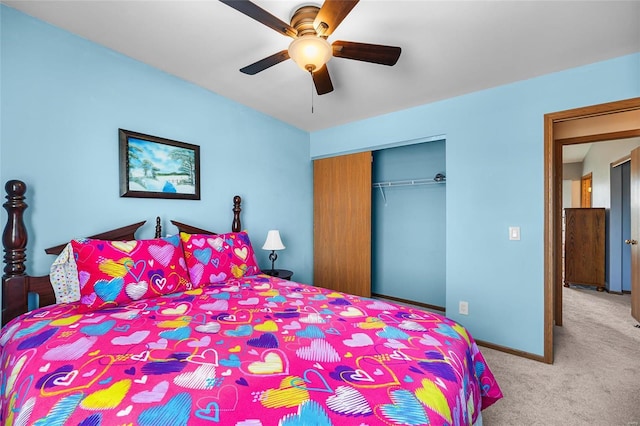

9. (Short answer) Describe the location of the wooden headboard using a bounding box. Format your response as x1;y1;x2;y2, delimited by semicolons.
1;179;242;326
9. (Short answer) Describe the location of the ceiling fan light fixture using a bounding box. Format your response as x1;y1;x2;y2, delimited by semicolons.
288;35;332;73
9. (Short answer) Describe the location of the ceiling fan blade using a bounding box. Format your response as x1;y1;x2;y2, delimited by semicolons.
240;50;290;75
332;40;401;65
314;0;359;37
312;65;334;95
219;0;297;38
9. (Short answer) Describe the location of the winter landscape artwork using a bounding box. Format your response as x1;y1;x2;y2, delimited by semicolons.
119;129;200;200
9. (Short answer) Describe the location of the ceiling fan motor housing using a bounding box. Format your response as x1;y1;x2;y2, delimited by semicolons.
290;5;322;37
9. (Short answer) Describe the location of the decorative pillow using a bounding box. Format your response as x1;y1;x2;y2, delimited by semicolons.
180;231;260;287
49;243;81;304
71;235;191;312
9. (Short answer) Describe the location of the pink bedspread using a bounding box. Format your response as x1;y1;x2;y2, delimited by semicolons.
0;275;502;425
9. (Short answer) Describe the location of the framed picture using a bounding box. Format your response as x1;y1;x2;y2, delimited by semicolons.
119;129;201;200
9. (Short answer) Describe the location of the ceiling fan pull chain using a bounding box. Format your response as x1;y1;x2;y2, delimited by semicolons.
310;70;314;114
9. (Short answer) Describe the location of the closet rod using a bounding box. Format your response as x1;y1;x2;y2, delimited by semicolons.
373;174;445;206
372;174;446;189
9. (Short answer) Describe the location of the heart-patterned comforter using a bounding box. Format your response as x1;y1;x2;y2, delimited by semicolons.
0;275;502;425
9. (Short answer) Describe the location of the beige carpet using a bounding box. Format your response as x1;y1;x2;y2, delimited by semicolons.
480;287;640;425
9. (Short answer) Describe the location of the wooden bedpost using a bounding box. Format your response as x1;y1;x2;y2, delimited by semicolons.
2;180;29;325
232;195;242;232
155;216;162;238
3;180;27;277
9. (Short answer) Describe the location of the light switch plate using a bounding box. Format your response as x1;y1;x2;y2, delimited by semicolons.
509;226;520;240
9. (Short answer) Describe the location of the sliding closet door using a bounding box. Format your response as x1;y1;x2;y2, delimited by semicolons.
313;151;371;297
631;147;640;322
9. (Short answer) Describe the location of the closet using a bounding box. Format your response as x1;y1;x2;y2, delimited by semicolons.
609;159;632;293
313;140;446;309
372;141;446;309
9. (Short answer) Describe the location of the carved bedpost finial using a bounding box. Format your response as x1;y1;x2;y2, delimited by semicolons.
155;216;162;238
3;180;28;278
232;195;242;232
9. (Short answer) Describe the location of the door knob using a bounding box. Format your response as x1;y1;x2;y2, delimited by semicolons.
624;239;638;245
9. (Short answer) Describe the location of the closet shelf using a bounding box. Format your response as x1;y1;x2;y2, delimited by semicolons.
373;174;445;205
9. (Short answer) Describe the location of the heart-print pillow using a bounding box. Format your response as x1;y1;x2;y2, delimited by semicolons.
71;235;190;312
180;231;260;287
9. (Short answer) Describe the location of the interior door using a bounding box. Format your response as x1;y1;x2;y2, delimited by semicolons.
630;147;640;321
313;151;371;297
581;173;592;207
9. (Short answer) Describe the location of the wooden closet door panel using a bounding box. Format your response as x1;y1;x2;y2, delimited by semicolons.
313;151;371;297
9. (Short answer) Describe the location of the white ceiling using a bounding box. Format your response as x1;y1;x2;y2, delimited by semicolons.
563;143;593;164
563;137;640;164
4;0;640;132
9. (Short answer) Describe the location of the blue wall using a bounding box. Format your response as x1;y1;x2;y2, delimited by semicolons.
0;6;313;289
311;53;640;356
372;141;446;307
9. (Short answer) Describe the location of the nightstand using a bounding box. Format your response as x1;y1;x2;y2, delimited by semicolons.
262;269;293;280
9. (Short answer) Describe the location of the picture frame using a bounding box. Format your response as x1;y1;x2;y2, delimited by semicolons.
119;129;201;200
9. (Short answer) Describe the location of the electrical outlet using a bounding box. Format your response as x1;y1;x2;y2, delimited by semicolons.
459;301;469;315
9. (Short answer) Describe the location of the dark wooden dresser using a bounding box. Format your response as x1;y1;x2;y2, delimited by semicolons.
563;208;606;290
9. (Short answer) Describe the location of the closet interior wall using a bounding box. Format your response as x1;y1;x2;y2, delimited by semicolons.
372;140;446;309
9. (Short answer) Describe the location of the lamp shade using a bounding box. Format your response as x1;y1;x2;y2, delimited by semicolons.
288;35;332;72
262;230;285;251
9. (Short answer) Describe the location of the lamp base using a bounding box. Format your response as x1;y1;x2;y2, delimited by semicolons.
268;251;278;273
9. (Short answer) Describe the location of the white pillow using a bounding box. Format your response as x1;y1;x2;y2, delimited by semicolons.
49;243;81;303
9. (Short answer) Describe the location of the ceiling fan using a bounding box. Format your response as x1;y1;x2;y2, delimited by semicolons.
219;0;402;95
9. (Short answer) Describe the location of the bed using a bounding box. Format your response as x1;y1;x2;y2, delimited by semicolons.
0;179;502;425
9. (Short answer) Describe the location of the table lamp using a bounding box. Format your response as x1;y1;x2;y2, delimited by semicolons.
262;230;285;274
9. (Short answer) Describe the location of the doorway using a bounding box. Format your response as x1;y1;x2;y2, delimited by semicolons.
544;97;640;364
581;173;592;207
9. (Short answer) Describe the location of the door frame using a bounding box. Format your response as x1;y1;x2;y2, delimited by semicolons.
544;97;640;364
